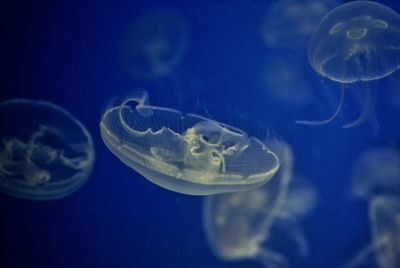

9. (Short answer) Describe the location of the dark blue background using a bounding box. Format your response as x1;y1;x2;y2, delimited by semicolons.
1;0;399;267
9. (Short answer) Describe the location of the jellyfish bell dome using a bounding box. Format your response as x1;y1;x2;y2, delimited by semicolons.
308;0;400;83
100;91;280;196
0;99;94;200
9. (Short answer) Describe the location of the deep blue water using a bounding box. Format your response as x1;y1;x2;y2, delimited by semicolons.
1;0;400;267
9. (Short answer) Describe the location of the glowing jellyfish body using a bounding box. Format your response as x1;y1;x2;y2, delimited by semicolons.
261;0;339;49
120;10;189;80
202;140;317;267
298;1;400;128
100;92;280;195
351;146;400;199
0;99;94;200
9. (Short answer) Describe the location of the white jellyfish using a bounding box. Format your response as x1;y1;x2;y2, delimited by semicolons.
297;1;400;129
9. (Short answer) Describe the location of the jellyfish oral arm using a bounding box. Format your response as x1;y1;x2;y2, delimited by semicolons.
257;248;289;268
296;83;345;126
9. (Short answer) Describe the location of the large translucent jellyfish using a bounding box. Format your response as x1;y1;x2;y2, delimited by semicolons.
0;99;94;200
297;1;400;129
100;92;280;195
350;146;400;199
202;139;318;267
120;10;189;80
339;195;400;268
261;0;339;49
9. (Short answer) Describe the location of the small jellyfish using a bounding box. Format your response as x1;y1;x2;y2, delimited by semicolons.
0;99;94;200
119;10;189;80
261;0;339;49
100;91;280;195
297;1;400;129
339;195;400;268
202;139;317;267
350;146;400;199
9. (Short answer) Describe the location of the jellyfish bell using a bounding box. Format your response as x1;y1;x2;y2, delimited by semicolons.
261;0;339;49
297;1;400;129
0;99;94;200
120;10;189;80
350;146;400;199
100;91;280;196
308;1;400;83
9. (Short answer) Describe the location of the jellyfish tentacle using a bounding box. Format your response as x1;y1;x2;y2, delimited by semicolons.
257;248;289;268
339;235;390;268
296;83;345;126
276;212;309;257
343;83;373;129
340;243;375;268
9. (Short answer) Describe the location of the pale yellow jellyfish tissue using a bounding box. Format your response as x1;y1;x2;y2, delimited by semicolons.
100;91;280;195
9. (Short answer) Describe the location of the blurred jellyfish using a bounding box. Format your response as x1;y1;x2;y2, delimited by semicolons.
120;10;189;80
351;146;400;199
202;139;318;267
339;195;400;268
0;99;94;200
370;195;400;268
261;0;339;49
100;91;280;195
262;55;315;107
297;1;400;130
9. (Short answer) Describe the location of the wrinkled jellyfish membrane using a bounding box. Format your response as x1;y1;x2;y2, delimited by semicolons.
202;139;318;267
119;10;189;80
339;195;400;268
100;91;280;195
0;99;94;200
351;146;400;200
296;1;400;130
261;0;339;49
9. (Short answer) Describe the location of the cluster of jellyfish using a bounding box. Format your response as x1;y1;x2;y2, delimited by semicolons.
1;0;400;267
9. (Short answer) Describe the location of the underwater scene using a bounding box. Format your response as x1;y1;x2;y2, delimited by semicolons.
1;0;400;267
